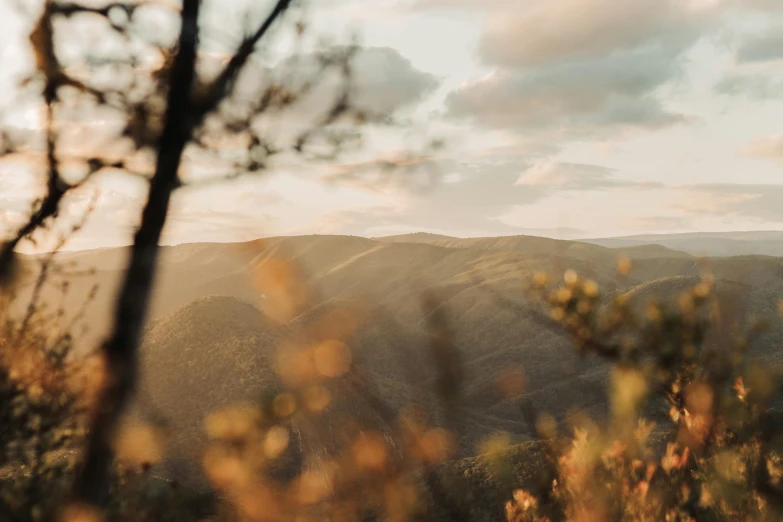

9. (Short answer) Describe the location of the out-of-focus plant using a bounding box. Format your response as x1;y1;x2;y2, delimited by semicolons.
503;261;783;522
0;273;97;519
194;252;464;522
0;0;439;516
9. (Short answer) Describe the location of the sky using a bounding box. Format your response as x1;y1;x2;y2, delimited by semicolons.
2;0;783;250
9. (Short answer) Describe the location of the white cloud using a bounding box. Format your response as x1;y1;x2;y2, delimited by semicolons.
627;216;692;231
515;161;663;192
673;184;783;221
437;0;724;147
231;46;439;121
445;47;688;139
516;161;614;189
437;0;783;153
479;0;717;68
314;155;671;237
740;0;783;12
715;71;783;100
736;28;783;63
742;135;783;165
315;159;548;236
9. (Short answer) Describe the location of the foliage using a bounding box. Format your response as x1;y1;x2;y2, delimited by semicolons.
0;283;89;521
501;264;783;522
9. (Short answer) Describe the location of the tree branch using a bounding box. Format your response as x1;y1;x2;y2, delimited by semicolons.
70;0;202;508
0;0;118;283
194;0;293;121
70;0;297;511
0;93;64;282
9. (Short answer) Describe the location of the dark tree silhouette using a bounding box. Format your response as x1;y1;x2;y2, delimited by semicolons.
0;0;371;514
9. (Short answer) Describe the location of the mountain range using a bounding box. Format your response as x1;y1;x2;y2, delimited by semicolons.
10;231;783;493
583;230;783;257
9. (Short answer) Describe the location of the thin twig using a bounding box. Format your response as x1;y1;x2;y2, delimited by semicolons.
194;0;294;121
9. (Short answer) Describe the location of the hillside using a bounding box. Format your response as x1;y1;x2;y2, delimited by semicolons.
10;233;783;493
136;296;280;482
377;233;692;261
585;230;783;257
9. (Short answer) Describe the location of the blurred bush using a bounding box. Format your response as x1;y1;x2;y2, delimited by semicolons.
2;257;783;522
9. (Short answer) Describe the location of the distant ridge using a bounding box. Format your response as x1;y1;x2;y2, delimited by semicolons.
584;230;783;257
36;230;783;259
376;230;783;258
587;230;783;241
376;232;457;241
377;233;692;260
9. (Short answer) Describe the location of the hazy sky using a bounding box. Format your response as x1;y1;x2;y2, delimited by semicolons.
3;0;783;249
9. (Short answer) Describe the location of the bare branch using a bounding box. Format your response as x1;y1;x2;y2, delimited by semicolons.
0;1;126;283
70;0;202;508
48;1;138;17
16;190;97;339
194;0;294;121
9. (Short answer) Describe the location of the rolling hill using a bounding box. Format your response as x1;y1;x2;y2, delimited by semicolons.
9;233;783;492
378;232;692;260
584;230;783;257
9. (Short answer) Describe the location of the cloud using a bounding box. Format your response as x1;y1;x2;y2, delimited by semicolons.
437;0;783;149
320;202;589;238
158;179;287;244
440;0;712;144
627;216;692;230
715;24;783;99
0;209;26;228
715;72;783;100
402;0;783;16
320;153;443;195
317;205;525;238
736;29;783;63
316;157;660;236
161;207;277;244
320;0;506;18
742;135;783;165
5;170;288;250
478;0;716;68
404;0;506;10
515;161;662;191
445;46;688;139
674;183;783;222
740;0;783;12
348;47;440;113
199;46;442;159
231;46;439;121
316;160;548;236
